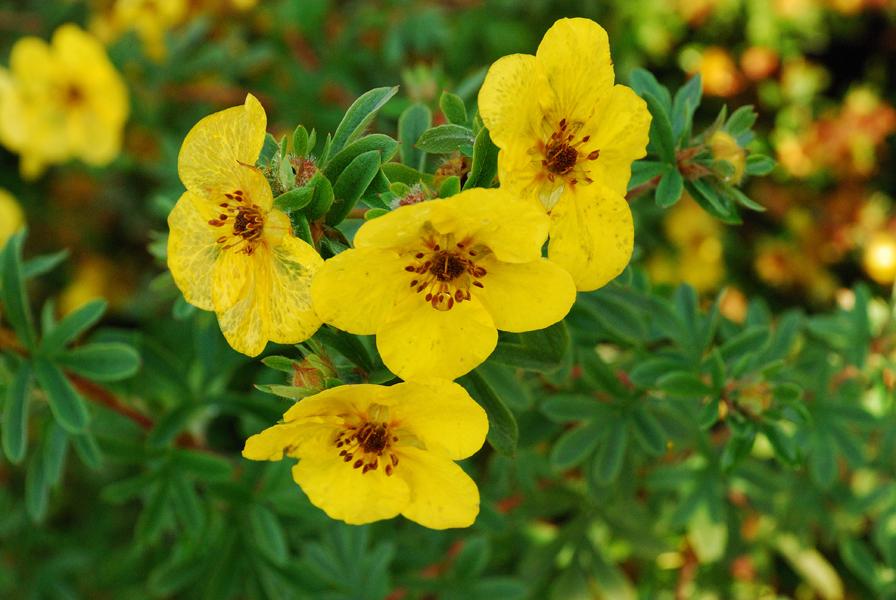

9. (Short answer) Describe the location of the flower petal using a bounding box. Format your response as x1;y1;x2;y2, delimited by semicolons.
177;94;267;196
389;381;488;460
535;18;614;123
432;188;550;263
266;234;322;344
167;191;220;311
476;256;576;332
214;268;267;356
242;417;339;461
478;53;540;147
397;447;480;529
547;184;633;292
377;294;497;381
581;85;651;196
311;247;409;335
353;202;437;250
283;384;391;422
292;456;409;525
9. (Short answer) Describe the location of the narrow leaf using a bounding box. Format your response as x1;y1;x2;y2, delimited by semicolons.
34;357;89;433
2;361;32;464
330;86;398;156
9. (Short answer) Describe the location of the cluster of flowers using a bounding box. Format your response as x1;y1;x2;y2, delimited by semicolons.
0;24;128;179
167;18;651;529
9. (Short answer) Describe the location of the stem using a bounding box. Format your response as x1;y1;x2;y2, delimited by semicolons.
625;176;662;201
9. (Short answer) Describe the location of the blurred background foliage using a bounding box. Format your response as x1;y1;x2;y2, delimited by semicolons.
0;0;895;598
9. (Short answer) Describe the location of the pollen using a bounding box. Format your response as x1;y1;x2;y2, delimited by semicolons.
333;410;400;477
540;118;600;183
208;189;265;255
403;235;488;311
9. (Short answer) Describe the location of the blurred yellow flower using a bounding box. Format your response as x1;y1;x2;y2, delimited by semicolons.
168;94;322;356
311;188;576;381
0;188;25;247
0;24;128;179
478;17;650;291
647;196;725;293
59;255;134;315
113;0;188;61
697;47;743;97
863;232;896;285
243;380;488;529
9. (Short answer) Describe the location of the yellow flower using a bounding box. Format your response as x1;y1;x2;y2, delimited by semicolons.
311;188;576;381
167;94;322;356
113;0;188;61
0;24;128;179
243;380;488;529
0;188;25;247
478;17;650;291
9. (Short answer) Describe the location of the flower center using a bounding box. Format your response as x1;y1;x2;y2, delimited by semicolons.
403;236;488;311
334;408;401;476
63;84;85;108
539;118;600;185
208;188;266;255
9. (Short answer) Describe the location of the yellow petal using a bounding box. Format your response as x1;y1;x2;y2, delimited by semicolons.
548;184;633;292
390;380;488;460
211;247;252;313
311;247;409;335
177;94;267;196
478;53;540;147
266;234;322;344
242;417;339;461
283;384;390;422
377;294;497;381
476;256;576;332
214;270;267;356
397;447;479;529
536;18;614;123
430;188;550;263
353;201;438;250
582;85;651;196
292;456;409;525
9;37;54;83
167;191;220;311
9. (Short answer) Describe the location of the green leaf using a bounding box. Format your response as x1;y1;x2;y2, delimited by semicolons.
1;230;36;349
809;432;837;489
416;124;476;154
72;431;103;469
439;91;468;125
550;423;603;469
314;326;374;372
172;449;232;480
629;160;666;189
541;393;609;423
56;343;140;382
381;162;431;186
34;357;89;433
655;166;683;207
25;452;49;522
642;92;676;163
672;74;702;141
40;299;107;354
23;249;69;279
398;103;432;171
273;186;314;213
490;321;569;371
323;134;398;182
657;371;711;398
464;127;499;189
460;369;518;456
686;179;741;224
630;408;667;456
330;86;398;156
148;404;198;447
725;105;758;137
746;154;776;176
42;421;68;487
840;538;880;590
305;172;335;221
258;133;279;167
292;125;309;155
249;505;289;567
137;481;171;546
326;150;381;225
2;362;32;464
439;175;460;198
451;536;490;579
629;68;672;111
719;326;770;364
592;422;627;485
